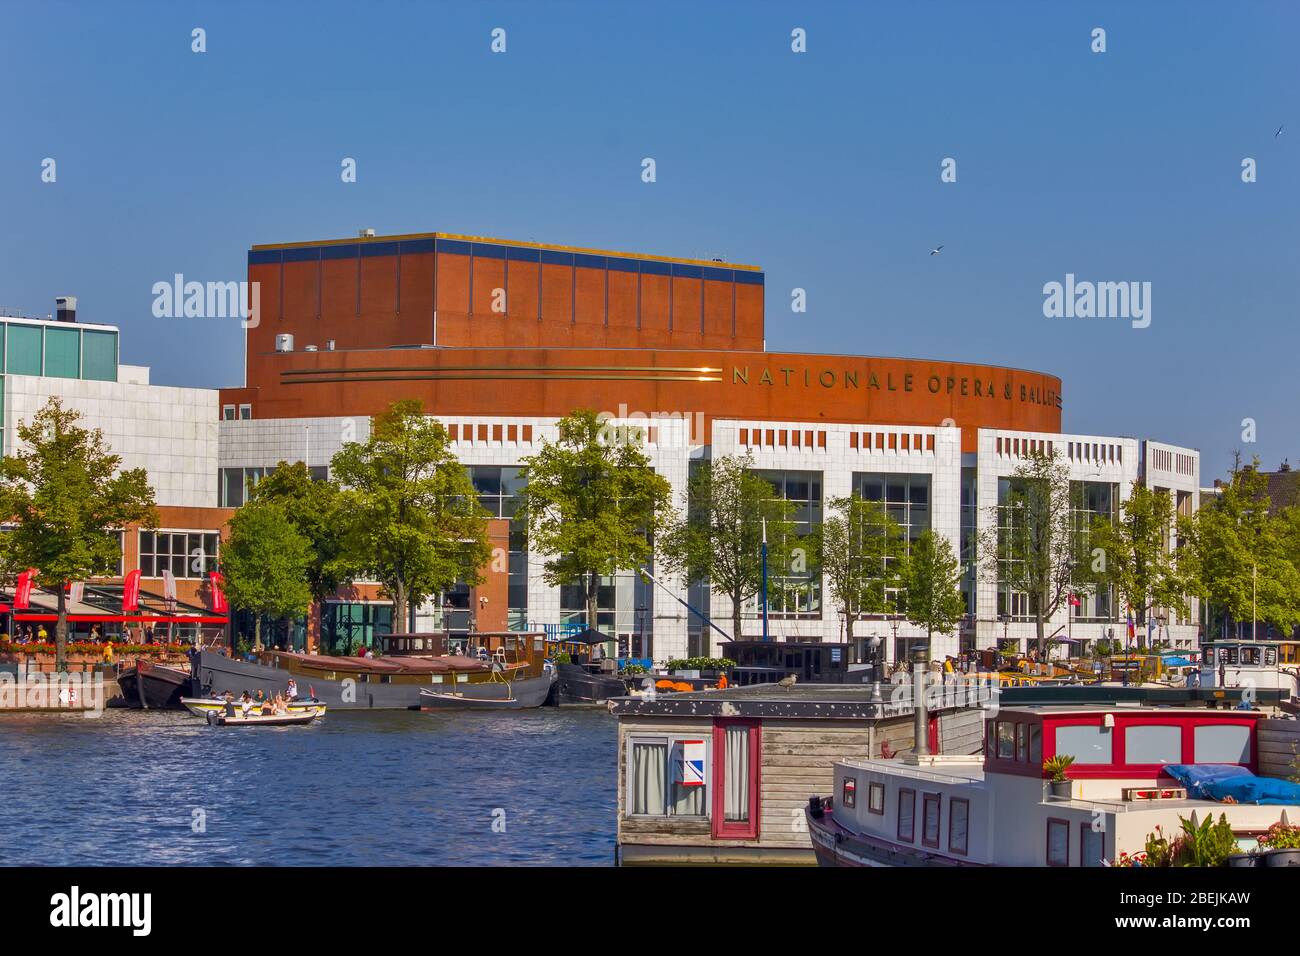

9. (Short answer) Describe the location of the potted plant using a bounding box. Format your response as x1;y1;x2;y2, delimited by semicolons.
1043;754;1075;798
1256;821;1300;867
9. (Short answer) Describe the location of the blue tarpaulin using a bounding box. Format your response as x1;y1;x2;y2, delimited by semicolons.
1162;656;1194;667
1164;764;1300;805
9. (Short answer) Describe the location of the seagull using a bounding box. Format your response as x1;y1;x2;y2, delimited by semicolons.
930;245;944;256
778;673;798;692
1275;124;1284;139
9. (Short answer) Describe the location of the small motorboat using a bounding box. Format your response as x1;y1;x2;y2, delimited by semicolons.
419;671;556;711
181;696;324;717
205;707;322;727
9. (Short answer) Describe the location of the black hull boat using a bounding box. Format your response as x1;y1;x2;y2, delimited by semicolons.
115;660;192;710
551;662;628;705
420;671;556;711
193;650;427;709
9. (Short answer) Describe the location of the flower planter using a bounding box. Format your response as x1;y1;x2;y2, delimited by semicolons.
1259;848;1300;867
1226;852;1257;868
1049;780;1072;798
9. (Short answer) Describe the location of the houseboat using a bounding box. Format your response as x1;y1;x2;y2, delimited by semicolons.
721;641;875;686
1201;640;1299;701
807;705;1300;867
610;677;988;865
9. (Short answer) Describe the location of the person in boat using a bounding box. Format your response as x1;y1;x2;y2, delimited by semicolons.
223;694;237;718
286;679;299;701
240;692;253;717
273;693;289;715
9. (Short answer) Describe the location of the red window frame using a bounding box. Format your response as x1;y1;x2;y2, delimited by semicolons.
711;718;761;840
921;792;941;848
897;787;916;843
948;798;970;856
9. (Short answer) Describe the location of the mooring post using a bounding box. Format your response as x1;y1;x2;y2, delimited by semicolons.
912;645;930;756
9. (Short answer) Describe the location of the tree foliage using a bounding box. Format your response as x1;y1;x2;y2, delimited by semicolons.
249;460;348;604
812;494;903;642
518;410;673;630
221;500;313;649
0;398;157;668
1084;482;1189;633
659;454;796;640
899;528;967;647
1180;460;1300;635
977;450;1086;660
330;400;491;633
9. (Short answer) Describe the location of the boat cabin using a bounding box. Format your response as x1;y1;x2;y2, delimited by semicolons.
1200;639;1299;697
814;706;1299;867
610;681;987;865
721;641;871;686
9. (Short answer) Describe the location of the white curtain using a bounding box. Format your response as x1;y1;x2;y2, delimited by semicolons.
631;743;666;815
724;727;750;822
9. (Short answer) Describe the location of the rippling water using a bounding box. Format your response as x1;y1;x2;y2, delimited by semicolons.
0;707;617;866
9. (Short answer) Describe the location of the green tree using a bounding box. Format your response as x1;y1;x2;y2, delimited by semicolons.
1084;482;1189;639
1181;460;1300;636
518;410;672;630
659;454;796;640
813;494;903;643
977;450;1085;660
899;529;967;651
249;460;349;606
330;400;491;633
221;500;314;650
0;398;157;669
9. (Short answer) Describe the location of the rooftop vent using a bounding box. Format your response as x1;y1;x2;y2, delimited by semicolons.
55;296;77;323
274;333;294;353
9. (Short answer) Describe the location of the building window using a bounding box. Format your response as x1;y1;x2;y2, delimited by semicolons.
868;782;885;814
222;405;236;421
138;530;219;579
238;404;252;420
1081;823;1105;867
897;787;916;843
219;466;277;508
841;776;856;809
1071;481;1119;621
1029;723;1042;764
320;601;392;656
1046;818;1070;866
1193;724;1251;764
468;465;530;627
627;736;708;817
1016;723;1028;761
949;798;970;856
753;469;822;618
921;792;941;848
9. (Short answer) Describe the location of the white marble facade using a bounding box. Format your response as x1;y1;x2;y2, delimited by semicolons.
220;413;1201;665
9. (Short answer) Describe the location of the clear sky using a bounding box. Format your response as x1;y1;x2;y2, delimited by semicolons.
1;1;1296;480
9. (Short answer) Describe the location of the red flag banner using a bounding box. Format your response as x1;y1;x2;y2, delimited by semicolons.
123;569;142;612
209;571;228;615
15;569;38;610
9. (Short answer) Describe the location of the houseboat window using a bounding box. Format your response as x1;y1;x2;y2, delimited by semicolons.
1264;647;1277;666
1054;725;1113;764
949;798;969;856
628;738;708;817
1081;824;1105;867
723;727;751;822
1218;646;1238;665
1046;819;1069;866
1240;646;1261;666
921;793;941;848
1016;723;1027;761
996;722;1015;759
868;782;885;814
1028;724;1042;764
1125;725;1182;765
985;722;995;755
897;788;916;843
841;777;856;809
1193;724;1251;764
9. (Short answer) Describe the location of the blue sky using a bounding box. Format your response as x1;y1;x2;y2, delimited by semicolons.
1;0;1296;479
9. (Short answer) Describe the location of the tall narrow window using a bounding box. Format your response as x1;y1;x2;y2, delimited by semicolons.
898;788;916;842
712;719;759;839
949;798;969;856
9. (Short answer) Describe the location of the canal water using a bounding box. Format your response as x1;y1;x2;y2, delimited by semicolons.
0;708;617;866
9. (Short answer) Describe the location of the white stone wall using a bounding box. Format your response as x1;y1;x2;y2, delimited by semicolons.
216;410;1202;664
4;373;219;508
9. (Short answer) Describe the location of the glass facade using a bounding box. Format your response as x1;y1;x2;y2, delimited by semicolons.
466;465;529;629
320;601;392;656
753;469;822;618
0;321;118;381
1071;481;1118;621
